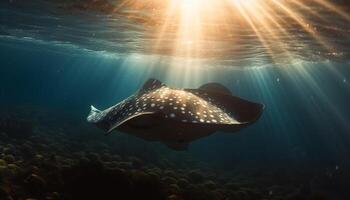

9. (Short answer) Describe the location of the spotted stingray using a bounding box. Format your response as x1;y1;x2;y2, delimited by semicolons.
87;79;264;150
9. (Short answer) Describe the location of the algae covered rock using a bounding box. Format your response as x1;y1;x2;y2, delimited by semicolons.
62;163;132;200
117;161;133;169
168;183;181;195
164;170;177;178
162;176;178;185
3;155;15;164
0;159;7;166
177;178;190;189
129;170;166;200
187;170;204;183
24;174;47;196
202;180;217;190
128;156;143;169
167;194;184;200
182;185;219;200
0;186;12;200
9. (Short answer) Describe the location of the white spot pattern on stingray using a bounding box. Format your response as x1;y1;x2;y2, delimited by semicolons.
102;86;238;127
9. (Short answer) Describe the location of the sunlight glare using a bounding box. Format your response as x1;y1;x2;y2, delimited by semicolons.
113;0;350;66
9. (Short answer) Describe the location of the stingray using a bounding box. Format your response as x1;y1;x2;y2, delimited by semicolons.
87;79;264;150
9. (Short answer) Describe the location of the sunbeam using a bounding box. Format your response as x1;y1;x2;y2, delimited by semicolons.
108;0;349;66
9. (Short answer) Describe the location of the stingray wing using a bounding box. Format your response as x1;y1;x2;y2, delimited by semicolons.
185;83;264;124
107;112;158;133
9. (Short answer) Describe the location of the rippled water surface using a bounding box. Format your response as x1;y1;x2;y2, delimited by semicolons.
1;0;350;68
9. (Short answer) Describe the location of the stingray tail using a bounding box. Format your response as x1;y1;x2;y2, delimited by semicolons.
87;105;102;123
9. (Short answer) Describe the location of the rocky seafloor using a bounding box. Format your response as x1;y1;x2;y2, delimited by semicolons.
0;107;349;200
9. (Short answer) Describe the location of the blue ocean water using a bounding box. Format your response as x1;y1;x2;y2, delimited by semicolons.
1;0;350;199
1;35;349;164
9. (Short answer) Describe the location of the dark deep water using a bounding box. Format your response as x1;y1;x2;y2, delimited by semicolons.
1;0;350;200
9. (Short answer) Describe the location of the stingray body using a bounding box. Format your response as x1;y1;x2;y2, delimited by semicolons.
87;79;264;150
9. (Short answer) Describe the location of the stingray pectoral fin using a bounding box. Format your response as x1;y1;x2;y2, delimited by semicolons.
199;82;232;95
219;121;250;133
186;88;264;124
106;112;156;134
127;112;163;128
237;102;264;124
228;101;264;124
164;141;189;151
139;78;165;93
